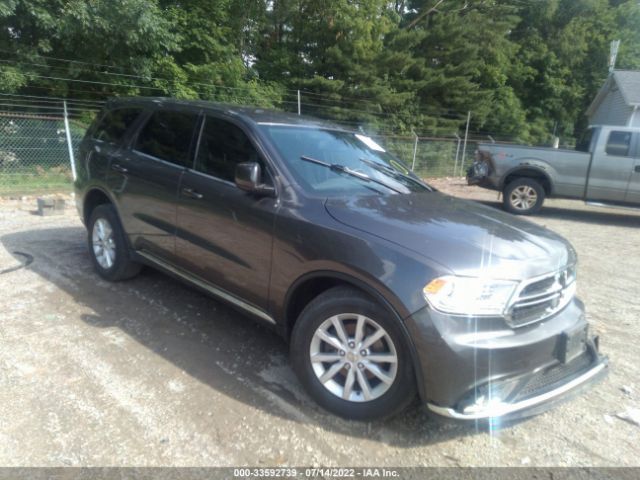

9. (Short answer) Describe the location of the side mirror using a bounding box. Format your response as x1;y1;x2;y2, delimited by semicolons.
235;162;276;197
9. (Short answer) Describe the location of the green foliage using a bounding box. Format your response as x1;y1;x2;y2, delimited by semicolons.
1;0;639;143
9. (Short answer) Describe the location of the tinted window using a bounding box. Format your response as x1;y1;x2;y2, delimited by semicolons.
195;116;263;182
135;111;197;166
605;131;632;157
93;108;141;144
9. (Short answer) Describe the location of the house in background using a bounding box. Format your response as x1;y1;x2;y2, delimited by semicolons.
587;70;640;127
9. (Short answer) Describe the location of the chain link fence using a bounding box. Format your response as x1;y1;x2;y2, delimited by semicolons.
371;134;478;179
0;110;92;195
0;100;482;195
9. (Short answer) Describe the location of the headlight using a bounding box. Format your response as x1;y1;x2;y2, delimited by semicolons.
423;276;518;316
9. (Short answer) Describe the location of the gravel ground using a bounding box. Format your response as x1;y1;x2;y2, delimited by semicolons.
0;182;638;467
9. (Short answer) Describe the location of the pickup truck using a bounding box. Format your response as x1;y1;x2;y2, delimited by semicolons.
467;125;640;214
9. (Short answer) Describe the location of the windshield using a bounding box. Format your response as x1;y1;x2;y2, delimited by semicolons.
259;125;430;196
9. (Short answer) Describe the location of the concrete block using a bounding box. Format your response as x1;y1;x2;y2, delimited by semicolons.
37;197;65;216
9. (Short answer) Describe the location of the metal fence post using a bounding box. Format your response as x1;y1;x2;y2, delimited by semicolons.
63;100;77;181
460;111;471;177
297;90;301;116
411;130;418;171
453;133;461;177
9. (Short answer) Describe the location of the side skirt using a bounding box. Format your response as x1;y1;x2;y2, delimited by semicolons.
135;250;277;326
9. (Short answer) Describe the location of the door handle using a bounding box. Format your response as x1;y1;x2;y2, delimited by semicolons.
182;187;203;199
111;163;128;173
635;165;640;173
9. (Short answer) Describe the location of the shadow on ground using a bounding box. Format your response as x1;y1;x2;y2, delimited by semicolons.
1;226;515;450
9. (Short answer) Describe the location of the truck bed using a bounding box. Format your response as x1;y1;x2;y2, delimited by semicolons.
475;143;591;198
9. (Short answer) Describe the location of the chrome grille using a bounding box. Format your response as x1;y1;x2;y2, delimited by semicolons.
506;266;576;328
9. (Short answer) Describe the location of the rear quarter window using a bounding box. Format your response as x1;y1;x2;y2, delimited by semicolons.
605;131;632;157
92;108;142;144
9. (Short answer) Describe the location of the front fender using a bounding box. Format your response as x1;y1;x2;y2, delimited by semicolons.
280;267;430;401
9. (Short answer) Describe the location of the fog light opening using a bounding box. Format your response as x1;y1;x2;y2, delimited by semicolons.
463;395;507;415
460;378;521;420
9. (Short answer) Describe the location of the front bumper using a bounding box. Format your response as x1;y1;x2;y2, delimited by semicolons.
405;298;608;421
427;348;607;420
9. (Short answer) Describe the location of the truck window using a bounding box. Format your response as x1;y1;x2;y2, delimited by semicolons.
576;128;594;152
605;131;632;157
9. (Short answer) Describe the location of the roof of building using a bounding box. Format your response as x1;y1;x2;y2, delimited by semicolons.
613;70;640;105
587;70;640;115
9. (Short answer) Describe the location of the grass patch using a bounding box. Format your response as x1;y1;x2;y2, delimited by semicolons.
0;166;73;196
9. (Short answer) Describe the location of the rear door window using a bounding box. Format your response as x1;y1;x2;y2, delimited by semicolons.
605;131;632;157
135;110;198;167
93;108;142;144
576;128;595;153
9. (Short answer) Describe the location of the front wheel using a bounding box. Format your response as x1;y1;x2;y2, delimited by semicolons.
290;286;416;420
503;178;545;215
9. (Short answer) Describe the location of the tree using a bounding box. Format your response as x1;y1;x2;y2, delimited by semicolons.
1;0;639;143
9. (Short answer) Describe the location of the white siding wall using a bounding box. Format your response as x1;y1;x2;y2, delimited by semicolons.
631;108;640;127
589;87;633;126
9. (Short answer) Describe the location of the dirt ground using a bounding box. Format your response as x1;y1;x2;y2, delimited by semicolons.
0;181;639;467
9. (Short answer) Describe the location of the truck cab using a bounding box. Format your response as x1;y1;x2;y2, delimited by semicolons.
582;126;640;205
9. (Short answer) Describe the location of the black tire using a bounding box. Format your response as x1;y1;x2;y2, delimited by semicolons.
87;204;141;281
503;178;545;215
290;286;416;420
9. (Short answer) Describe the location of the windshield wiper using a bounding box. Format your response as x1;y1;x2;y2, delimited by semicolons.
300;156;403;194
359;157;431;191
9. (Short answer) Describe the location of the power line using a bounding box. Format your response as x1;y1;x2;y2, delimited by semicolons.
0;53;300;95
296;89;466;115
3;85;476;137
3;63;288;107
2;54;471;118
8;71;468;124
0;48;145;73
0;93;105;106
4;83;132;100
0;103;99;112
294;98;467;119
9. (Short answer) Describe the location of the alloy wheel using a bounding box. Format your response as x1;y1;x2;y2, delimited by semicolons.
92;218;116;269
510;185;538;211
309;313;398;402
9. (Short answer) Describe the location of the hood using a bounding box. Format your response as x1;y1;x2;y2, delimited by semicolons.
325;192;576;280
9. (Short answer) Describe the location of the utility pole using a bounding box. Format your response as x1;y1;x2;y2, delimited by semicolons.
609;40;620;73
297;90;301;116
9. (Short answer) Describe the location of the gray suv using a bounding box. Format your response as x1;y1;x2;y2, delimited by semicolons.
75;97;607;421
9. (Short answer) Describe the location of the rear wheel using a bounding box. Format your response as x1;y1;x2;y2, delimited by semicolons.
88;204;141;281
290;286;416;420
503;178;545;215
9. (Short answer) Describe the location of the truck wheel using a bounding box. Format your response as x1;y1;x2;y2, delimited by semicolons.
290;286;416;420
88;204;141;281
503;178;545;215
